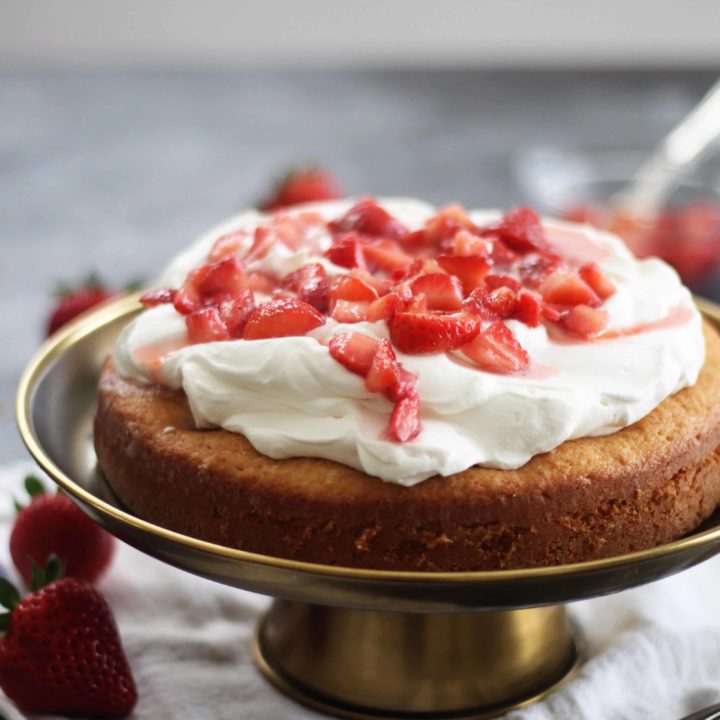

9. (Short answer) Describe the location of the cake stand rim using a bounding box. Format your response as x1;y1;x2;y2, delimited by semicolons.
16;291;720;587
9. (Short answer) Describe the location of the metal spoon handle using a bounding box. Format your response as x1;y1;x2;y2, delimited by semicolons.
678;702;720;720
615;78;720;215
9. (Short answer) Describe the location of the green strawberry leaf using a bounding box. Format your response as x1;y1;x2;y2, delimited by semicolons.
24;474;45;498
45;555;63;584
0;612;11;633
13;496;23;513
125;277;146;293
30;559;45;593
0;579;20;611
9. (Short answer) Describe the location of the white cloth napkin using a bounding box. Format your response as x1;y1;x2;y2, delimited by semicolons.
1;459;719;720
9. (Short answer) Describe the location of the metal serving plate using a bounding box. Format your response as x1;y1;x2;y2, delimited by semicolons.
16;294;720;613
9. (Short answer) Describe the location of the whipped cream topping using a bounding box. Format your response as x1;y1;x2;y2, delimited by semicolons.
114;198;705;485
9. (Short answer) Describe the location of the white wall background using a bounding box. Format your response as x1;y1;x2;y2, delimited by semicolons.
1;0;720;69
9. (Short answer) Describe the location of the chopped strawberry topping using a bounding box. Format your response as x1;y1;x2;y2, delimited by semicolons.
453;230;493;258
186;306;230;344
362;239;413;272
562;305;609;338
389;392;421;442
282;263;331;311
365;339;402;393
140;288;177;307
209;230;248;261
578;262;616;301
540;269;600;307
331;299;369;323
243;298;325;339
410;273;464;311
329;332;379;375
329;274;379;303
436;254;492;292
367;292;406;322
513;290;542;327
461;321;530;374
485;274;521;292
329;197;407;239
495;207;546;252
158;198;625;444
217;291;255;338
389;312;480;354
324;233;368;269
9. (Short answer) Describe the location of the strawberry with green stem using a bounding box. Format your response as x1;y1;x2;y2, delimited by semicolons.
10;475;115;585
0;557;137;717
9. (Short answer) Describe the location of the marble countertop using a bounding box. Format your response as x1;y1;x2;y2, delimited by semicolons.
2;68;718;463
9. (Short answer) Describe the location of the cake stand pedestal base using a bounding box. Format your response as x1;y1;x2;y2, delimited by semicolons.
253;600;582;719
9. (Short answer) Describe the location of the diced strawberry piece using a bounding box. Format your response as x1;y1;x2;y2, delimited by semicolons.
424;205;477;247
461;321;530;374
259;168;343;211
516;252;561;288
399;229;431;250
209;230;247;261
354;269;394;295
140;288;177;307
542;304;568;322
329;197;406;239
332;300;370;323
367;292;406;322
362;239;413;272
485;274;521;292
485;287;518;318
453;230;493;258
436;254;492;292
173;266;208;315
389;312;480;354
513;290;542;327
365;339;402;393
463;287;517;320
385;368;418;402
388;391;421;442
217;290;255;338
282;263;330;312
540;269;600;307
247;271;278;295
329;274;379;303
186;306;230;344
197;256;247;300
405;294;428;313
490;239;519;266
328;332;379;375
324;233;368;269
410;273;464;311
243;298;325;339
562;305;609;338
245;226;275;262
578;262;616;301
496;207;546;252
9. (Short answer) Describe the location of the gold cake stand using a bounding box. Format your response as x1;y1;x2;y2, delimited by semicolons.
16;294;720;719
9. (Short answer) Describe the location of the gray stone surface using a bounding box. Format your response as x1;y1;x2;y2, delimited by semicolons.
2;69;718;463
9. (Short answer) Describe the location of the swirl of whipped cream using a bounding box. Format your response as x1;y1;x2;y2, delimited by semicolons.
114;198;705;486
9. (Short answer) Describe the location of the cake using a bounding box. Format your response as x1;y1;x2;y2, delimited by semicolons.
93;198;720;570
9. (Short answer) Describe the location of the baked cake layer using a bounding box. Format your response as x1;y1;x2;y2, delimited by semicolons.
94;321;720;571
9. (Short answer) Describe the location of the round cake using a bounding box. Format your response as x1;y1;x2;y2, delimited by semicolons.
94;198;720;570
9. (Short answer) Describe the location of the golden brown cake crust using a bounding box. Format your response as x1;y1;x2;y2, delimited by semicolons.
94;321;720;571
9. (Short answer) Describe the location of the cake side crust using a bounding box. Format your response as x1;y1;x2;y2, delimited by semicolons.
94;320;720;571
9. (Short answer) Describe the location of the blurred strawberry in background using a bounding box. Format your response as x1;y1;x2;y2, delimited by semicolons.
258;168;343;211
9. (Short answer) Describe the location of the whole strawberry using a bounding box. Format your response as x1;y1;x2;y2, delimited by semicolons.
47;274;113;336
10;475;115;585
259;167;343;211
0;558;137;717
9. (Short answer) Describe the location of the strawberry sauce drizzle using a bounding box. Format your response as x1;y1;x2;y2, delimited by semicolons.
547;304;694;345
140;198;626;443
